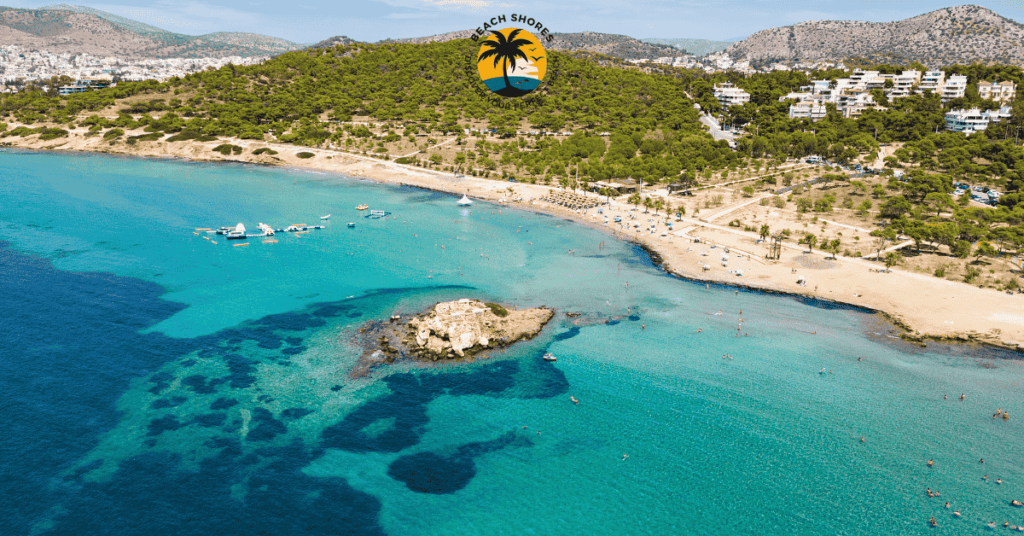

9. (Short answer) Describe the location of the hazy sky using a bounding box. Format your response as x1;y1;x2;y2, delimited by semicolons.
10;0;1024;43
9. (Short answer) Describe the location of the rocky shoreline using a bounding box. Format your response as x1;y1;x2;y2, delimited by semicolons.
350;299;555;377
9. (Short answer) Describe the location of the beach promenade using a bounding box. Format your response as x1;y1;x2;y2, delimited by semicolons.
7;126;1024;351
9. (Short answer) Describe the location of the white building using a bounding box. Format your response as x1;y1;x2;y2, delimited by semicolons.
918;71;945;94
712;82;750;108
890;70;920;98
788;102;828;121
945;106;1012;134
978;80;1016;103
940;75;968;102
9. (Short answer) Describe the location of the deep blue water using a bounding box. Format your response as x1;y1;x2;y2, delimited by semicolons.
2;150;1023;535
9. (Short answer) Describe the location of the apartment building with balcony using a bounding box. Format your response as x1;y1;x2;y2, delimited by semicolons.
788;102;828;121
940;74;968;102
978;80;1017;103
712;82;751;108
918;71;945;94
945;106;1012;134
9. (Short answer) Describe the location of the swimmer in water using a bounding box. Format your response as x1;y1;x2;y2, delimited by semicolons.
928;459;934;467
860;437;865;443
622;454;628;461
960;393;965;401
570;396;579;405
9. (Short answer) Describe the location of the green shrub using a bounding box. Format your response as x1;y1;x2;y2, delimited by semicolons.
166;131;200;142
0;123;7;132
129;132;163;143
3;126;35;137
38;128;68;141
213;144;243;155
964;266;980;283
395;156;416;164
934;266;946;277
103;128;124;140
197;135;219;142
485;303;509;317
296;152;315;159
252;147;278;155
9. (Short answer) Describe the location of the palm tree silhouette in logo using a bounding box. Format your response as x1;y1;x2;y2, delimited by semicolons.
478;29;532;96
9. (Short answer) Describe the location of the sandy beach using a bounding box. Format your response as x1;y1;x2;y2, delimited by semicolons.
7;125;1024;352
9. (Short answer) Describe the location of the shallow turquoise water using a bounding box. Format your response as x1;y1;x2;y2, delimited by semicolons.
1;149;1023;535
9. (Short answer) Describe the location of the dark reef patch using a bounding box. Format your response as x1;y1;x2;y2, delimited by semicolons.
210;397;238;410
182;374;217;394
247;407;287;442
281;407;313;421
387;431;530;494
147;415;184;436
48;442;386;536
322;361;520;453
552;327;581;341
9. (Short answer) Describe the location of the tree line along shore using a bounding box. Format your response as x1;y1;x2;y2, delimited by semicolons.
3;39;1024;347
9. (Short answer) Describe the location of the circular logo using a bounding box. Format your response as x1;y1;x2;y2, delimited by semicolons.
476;28;546;97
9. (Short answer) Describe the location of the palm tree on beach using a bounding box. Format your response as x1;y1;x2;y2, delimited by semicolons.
478;30;532;92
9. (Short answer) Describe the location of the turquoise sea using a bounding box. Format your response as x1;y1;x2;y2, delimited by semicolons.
1;149;1023;535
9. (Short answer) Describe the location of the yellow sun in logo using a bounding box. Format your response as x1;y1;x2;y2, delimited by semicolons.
476;28;547;97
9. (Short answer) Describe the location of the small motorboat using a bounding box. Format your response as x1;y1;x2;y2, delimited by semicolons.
457;194;473;206
356;204;369;210
226;223;247;240
321;214;331;220
542;353;556;362
347;222;355;228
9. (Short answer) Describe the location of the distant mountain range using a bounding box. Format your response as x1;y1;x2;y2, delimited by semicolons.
725;5;1024;67
0;4;302;58
640;38;735;56
367;29;680;60
5;3;1024;67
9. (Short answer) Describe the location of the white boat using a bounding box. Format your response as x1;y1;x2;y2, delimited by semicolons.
321;214;331;220
347;222;355;228
457;194;473;206
542;353;556;361
226;223;247;240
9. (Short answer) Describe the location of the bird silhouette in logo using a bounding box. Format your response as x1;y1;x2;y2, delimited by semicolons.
530;56;543;62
